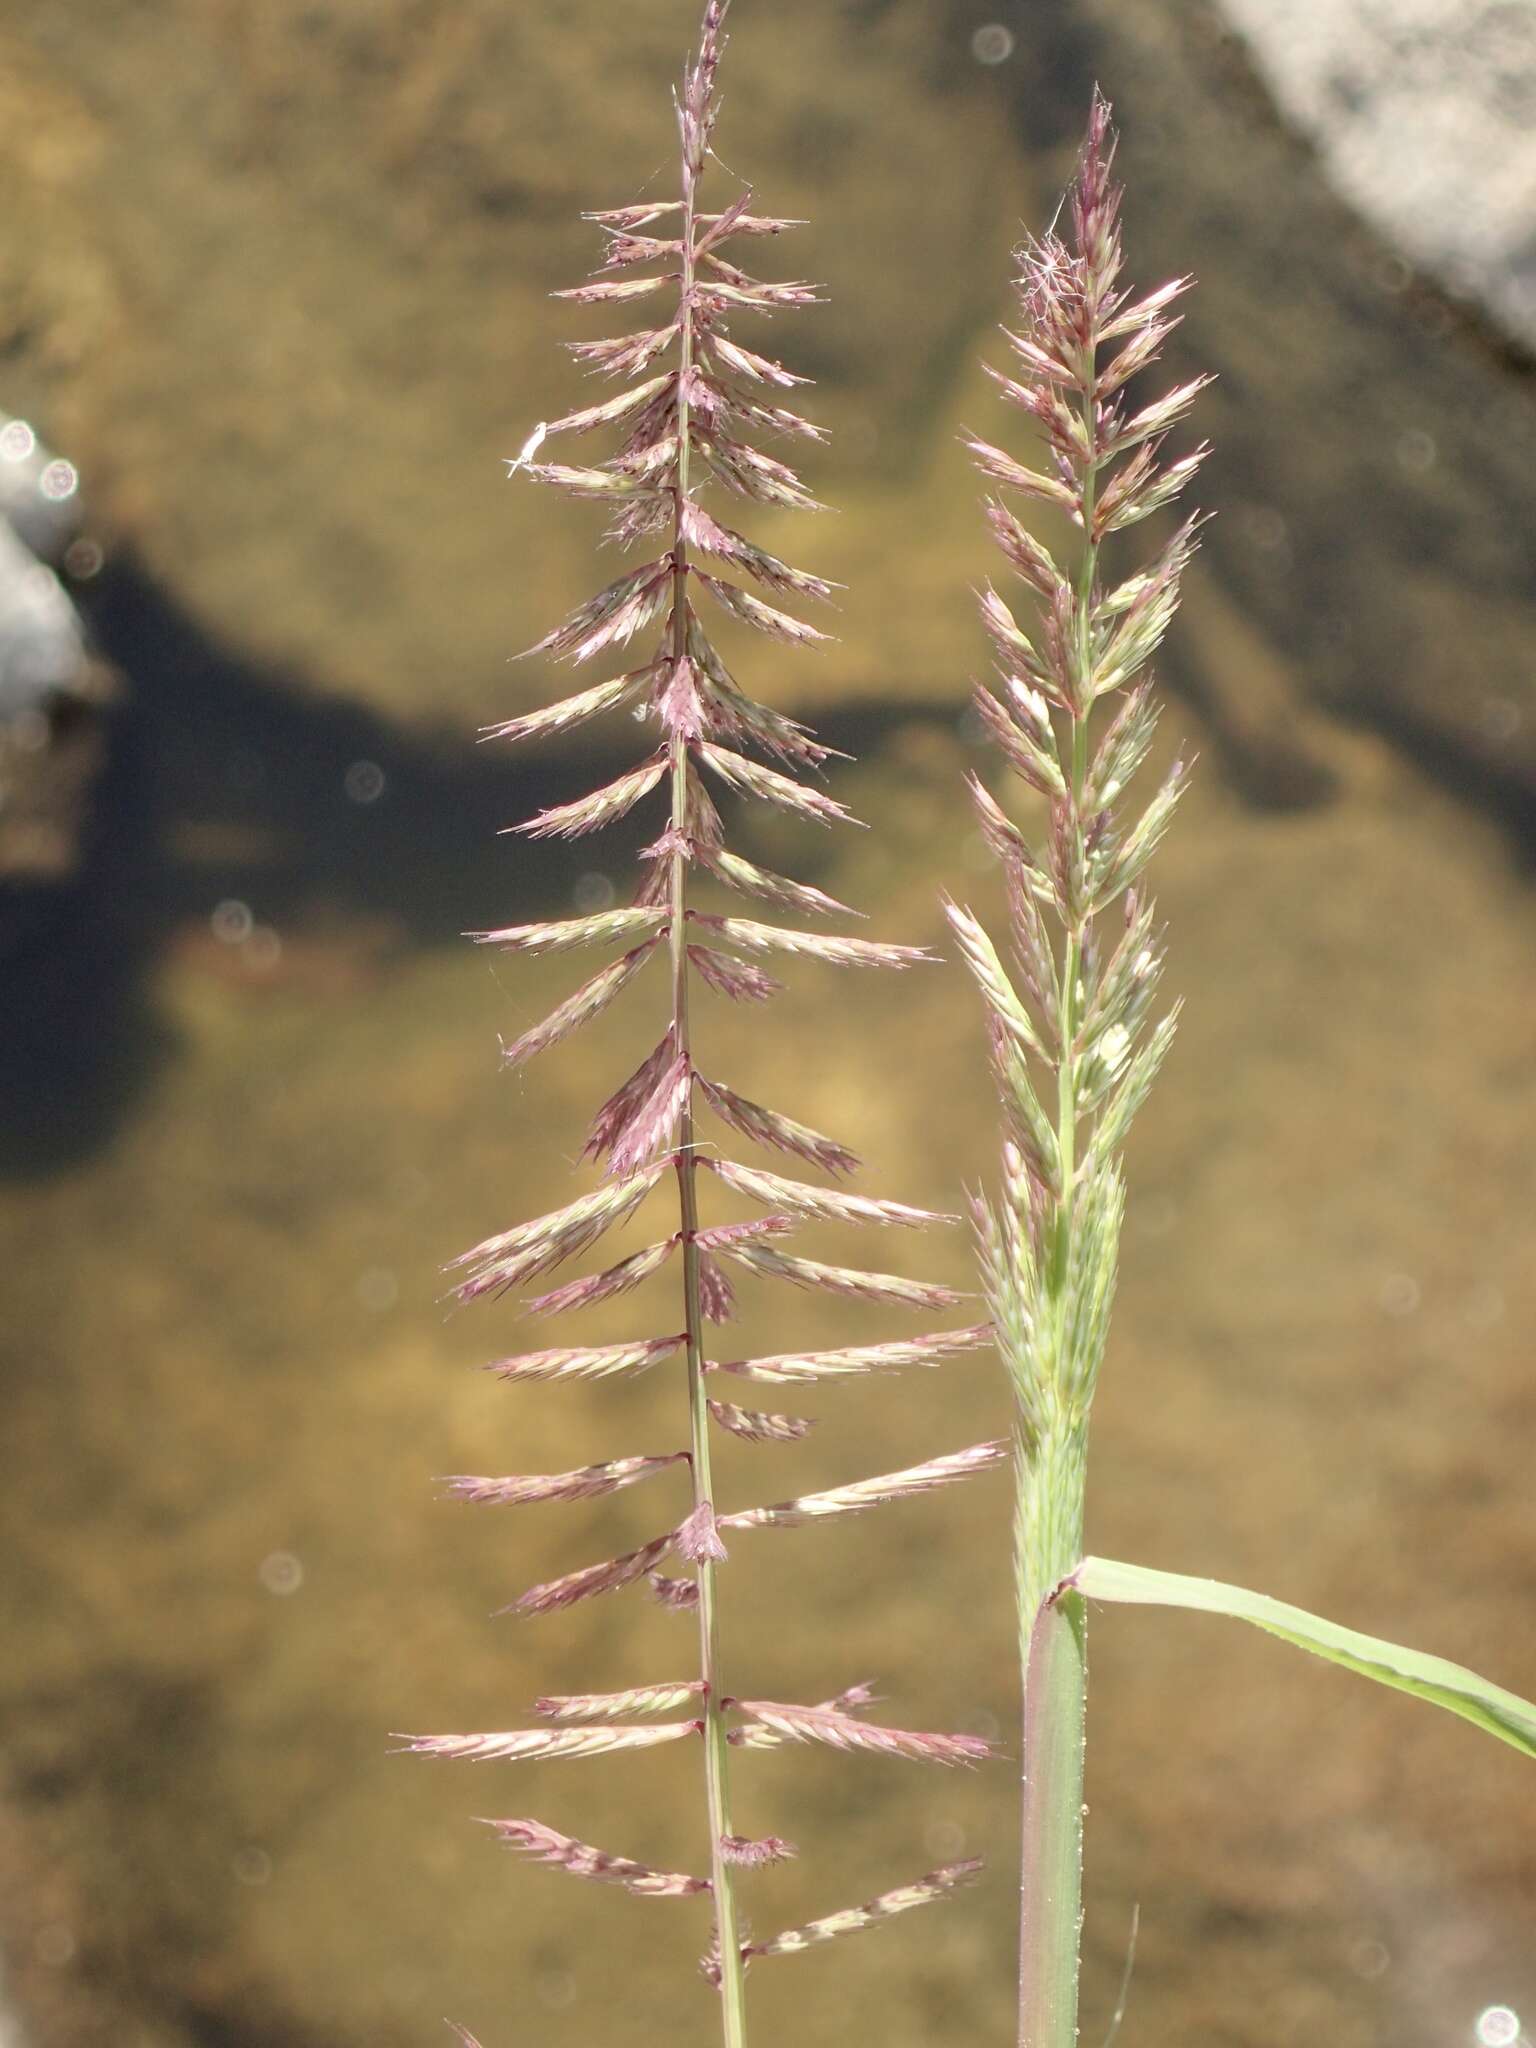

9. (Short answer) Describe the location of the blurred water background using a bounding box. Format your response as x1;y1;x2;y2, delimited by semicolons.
1;3;1533;2045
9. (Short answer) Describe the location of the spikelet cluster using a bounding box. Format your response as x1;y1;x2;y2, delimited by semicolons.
413;8;994;2039
948;94;1209;1624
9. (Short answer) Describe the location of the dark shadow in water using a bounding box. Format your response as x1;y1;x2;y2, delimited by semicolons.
4;531;1533;1181
0;552;954;1178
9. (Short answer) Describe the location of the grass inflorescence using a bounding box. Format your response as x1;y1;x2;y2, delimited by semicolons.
409;7;993;2044
409;19;1536;2048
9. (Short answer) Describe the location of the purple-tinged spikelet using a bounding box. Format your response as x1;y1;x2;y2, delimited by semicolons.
521;1237;677;1318
414;7;996;2039
510;1528;681;1617
536;1681;706;1722
731;1701;991;1768
677;1499;729;1564
483;1817;711;1899
442;1451;687;1505
480;1335;686;1386
694;1249;736;1324
696;1074;861;1178
730;1681;880;1751
708;1324;991;1385
719;1442;1006;1532
706;1398;815;1444
498;940;662;1070
737;1860;982;1968
688;944;786;1005
714;1241;965;1313
470;905;667;956
396;1720;699;1764
700;1860;983;1984
649;1571;701;1613
707;1157;953;1229
721;1834;796;1867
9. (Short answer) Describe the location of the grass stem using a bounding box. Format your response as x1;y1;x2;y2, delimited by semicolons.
670;136;750;2048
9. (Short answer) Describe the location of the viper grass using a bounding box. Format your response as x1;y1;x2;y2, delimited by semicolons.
404;8;996;2045
952;92;1536;2048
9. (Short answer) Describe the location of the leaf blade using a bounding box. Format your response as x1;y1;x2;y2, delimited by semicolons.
1069;1556;1536;1761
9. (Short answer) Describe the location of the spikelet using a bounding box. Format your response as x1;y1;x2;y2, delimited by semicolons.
583;1033;678;1165
708;1324;991;1385
697;1073;861;1177
688;944;785;1005
720;1834;797;1867
649;1572;701;1612
470;906;667;956
523;558;673;665
724;1860;982;1974
714;1241;965;1313
707;1156;953;1229
566;321;681;378
419;2;987;2027
399;1720;698;1765
707;1398;815;1443
511;1527;681;1616
535;1682;705;1722
480;667;650;746
498;940;661;1071
695;1247;737;1324
511;754;668;841
443;1452;686;1505
719;1441;1005;1532
690;913;930;972
605;1053;692;1180
730;1703;990;1769
521;1237;676;1317
677;1499;730;1563
694;1216;796;1254
481;1334;686;1387
446;1167;666;1302
730;1681;880;1752
689;632;834;764
483;1818;711;1900
693;740;859;828
695;842;857;919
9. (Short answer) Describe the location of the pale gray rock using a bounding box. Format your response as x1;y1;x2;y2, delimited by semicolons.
0;411;116;893
1220;0;1536;350
0;1962;26;2048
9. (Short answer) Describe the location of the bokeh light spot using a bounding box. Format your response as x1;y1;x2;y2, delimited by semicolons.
211;899;254;945
1476;2009;1521;2048
40;458;78;502
232;1846;273;1886
572;871;615;912
259;1551;304;1596
1378;1272;1420;1317
0;420;35;463
971;23;1015;64
345;758;386;804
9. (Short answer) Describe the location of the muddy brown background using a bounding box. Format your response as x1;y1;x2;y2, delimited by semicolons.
1;2;1533;2044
